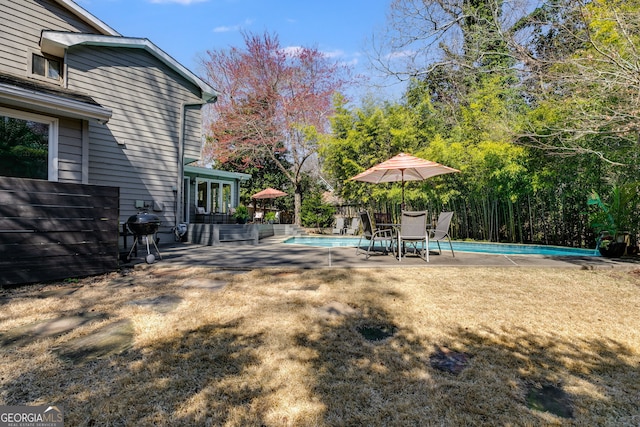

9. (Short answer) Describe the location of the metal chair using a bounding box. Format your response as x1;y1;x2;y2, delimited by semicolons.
344;216;361;235
355;211;394;258
332;217;346;234
430;211;455;257
397;210;429;262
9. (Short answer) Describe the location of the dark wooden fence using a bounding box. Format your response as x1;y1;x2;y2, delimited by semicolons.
0;177;119;286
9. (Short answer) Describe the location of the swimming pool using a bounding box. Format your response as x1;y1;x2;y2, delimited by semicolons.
283;236;599;257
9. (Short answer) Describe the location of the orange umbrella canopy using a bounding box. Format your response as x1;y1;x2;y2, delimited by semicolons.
350;152;459;183
251;187;287;199
350;152;459;205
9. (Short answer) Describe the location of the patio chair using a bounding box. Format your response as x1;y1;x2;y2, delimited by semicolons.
332;217;346;235
355;211;394;258
397;210;429;262
344;217;361;235
430;211;455;257
253;211;263;223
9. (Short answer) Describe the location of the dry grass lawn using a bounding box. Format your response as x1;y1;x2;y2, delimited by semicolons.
1;265;639;426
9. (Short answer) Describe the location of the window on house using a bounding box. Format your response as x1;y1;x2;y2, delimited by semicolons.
32;53;61;81
0;109;58;181
196;179;234;214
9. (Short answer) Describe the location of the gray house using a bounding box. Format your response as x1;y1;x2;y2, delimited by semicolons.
0;0;248;242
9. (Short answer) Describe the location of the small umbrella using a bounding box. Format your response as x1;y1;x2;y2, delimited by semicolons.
350;153;459;207
251;188;288;199
251;187;287;217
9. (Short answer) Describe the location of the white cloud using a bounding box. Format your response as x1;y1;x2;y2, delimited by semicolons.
281;46;304;56
213;25;234;33
340;58;359;67
213;18;254;33
281;46;349;60
280;46;360;67
322;49;345;59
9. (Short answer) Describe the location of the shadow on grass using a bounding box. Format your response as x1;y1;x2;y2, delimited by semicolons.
2;267;639;426
295;307;640;425
2;320;267;426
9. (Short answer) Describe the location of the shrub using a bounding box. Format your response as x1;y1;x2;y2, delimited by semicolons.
301;193;336;228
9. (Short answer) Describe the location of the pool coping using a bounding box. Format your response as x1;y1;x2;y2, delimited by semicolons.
282;236;600;257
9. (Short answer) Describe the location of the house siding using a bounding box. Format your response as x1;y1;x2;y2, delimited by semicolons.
0;0;105;186
0;0;103;77
57;117;83;182
2;0;213;240
184;106;203;161
65;45;204;226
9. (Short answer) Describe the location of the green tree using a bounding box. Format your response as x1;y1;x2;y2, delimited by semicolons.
201;31;353;225
300;183;336;229
373;0;640;169
521;0;640;168
321;95;430;207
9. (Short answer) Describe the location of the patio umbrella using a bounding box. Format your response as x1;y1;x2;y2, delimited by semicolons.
349;152;459;207
251;187;288;217
251;187;287;199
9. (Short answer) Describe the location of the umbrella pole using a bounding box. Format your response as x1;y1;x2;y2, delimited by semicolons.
401;170;405;210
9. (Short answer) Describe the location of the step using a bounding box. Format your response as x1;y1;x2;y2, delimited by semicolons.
272;224;308;236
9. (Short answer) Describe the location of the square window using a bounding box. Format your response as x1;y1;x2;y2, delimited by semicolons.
31;53;62;82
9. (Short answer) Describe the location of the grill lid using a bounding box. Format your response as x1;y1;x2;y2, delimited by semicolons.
127;212;160;235
127;212;160;225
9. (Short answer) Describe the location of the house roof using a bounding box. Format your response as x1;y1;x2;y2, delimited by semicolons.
53;0;121;36
48;1;219;103
184;165;251;182
40;32;219;103
0;72;112;123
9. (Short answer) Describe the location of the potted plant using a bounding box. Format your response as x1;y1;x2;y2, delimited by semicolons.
587;184;638;257
264;211;276;223
233;205;249;224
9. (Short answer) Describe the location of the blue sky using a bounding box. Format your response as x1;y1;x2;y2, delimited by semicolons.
76;0;402;100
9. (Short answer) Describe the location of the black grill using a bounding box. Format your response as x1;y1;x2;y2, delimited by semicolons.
126;212;160;236
125;212;162;264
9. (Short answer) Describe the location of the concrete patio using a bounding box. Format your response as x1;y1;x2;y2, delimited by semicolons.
136;237;640;270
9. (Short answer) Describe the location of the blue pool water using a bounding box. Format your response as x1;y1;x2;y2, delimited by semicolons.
284;236;599;257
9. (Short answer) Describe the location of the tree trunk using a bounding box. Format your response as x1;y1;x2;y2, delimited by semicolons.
294;191;302;226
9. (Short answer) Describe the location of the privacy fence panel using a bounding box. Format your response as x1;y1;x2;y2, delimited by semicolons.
0;177;119;286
